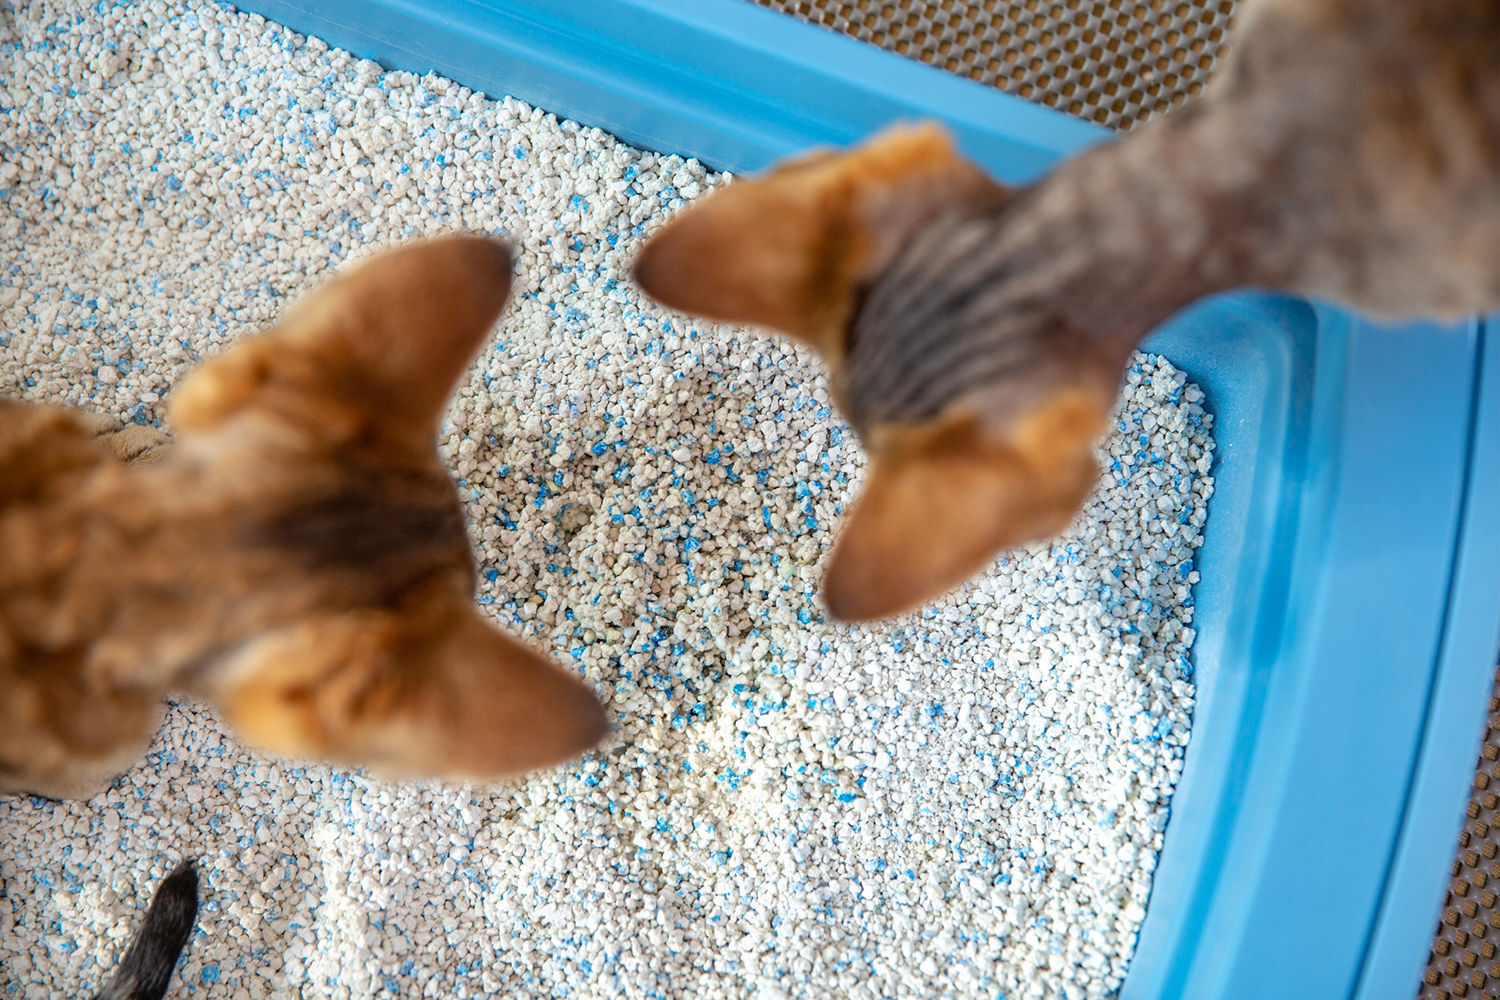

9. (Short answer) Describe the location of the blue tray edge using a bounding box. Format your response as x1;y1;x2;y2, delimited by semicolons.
1354;316;1500;998
229;0;1104;178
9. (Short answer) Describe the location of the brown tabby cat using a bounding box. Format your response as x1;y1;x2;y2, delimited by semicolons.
1;235;607;799
635;0;1500;621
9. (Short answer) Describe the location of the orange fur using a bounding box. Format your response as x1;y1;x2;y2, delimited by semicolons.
633;124;1004;363
824;393;1106;620
0;235;607;798
635;126;1111;621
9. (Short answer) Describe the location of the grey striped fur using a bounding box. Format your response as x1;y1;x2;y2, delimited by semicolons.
843;208;1059;430
843;0;1500;438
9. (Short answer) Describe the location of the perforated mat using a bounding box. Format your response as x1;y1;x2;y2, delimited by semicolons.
1421;666;1500;1000
750;0;1239;130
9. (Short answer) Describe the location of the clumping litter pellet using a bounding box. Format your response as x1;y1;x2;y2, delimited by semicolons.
0;2;1214;998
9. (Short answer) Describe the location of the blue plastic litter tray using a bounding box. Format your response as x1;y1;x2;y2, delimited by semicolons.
230;2;1500;996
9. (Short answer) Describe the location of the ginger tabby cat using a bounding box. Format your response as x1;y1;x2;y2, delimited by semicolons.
1;235;606;799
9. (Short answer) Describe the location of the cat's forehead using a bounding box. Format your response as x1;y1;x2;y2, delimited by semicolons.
245;486;466;565
213;450;476;610
839;208;1055;437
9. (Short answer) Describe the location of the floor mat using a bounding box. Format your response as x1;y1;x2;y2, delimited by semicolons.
1420;666;1500;1000
749;0;1239;130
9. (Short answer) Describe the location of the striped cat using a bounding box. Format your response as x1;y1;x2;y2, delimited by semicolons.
634;0;1500;620
1;236;605;798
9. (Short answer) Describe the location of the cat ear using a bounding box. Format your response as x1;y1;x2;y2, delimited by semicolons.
823;390;1108;621
632;123;1005;361
171;234;514;445
209;607;608;781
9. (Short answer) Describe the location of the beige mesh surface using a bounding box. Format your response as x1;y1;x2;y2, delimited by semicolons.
750;0;1238;130
1421;666;1500;1000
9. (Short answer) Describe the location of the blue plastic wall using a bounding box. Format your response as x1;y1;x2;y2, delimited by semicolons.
229;2;1500;997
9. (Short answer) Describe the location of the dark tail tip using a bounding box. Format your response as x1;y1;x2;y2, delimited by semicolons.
92;859;199;1000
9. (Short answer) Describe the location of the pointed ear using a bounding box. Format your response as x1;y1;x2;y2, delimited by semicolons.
632;123;1005;361
172;234;514;445
823;390;1109;621
209;608;608;781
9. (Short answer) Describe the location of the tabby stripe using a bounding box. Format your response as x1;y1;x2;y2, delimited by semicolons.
869;326;1048;423
855;281;1048;407
846;213;1067;426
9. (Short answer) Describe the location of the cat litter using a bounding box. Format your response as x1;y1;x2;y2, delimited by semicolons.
0;2;1212;998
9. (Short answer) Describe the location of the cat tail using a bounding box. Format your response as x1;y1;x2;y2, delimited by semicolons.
92;859;199;1000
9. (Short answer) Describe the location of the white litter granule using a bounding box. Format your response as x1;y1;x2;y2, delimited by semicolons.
0;2;1213;998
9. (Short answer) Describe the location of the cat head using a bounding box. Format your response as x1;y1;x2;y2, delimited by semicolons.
158;235;607;782
633;124;1114;621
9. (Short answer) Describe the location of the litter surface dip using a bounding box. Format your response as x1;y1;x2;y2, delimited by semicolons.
0;2;1213;998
